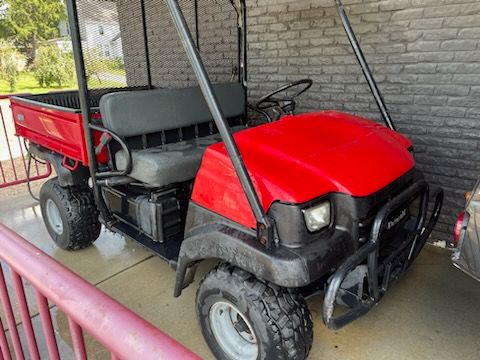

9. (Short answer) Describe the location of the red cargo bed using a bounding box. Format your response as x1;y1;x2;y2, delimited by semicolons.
10;88;144;166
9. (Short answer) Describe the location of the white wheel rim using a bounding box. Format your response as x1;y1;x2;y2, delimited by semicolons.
209;301;258;360
45;199;63;235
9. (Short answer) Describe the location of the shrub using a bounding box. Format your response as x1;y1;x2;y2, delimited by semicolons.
0;40;25;92
113;57;125;71
83;49;104;84
34;45;74;88
83;51;126;85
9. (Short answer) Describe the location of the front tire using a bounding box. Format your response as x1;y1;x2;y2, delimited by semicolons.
40;178;101;250
196;263;313;360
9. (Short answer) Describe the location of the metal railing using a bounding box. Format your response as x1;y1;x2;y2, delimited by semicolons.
0;224;200;360
0;95;52;189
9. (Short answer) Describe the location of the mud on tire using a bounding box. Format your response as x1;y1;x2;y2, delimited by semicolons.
40;178;101;250
196;263;313;360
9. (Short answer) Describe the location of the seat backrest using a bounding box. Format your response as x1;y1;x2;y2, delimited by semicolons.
99;83;245;138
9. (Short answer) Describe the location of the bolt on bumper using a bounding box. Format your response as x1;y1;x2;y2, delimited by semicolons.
322;180;444;330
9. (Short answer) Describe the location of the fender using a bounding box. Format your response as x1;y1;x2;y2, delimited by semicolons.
174;203;354;297
174;222;311;297
29;143;90;187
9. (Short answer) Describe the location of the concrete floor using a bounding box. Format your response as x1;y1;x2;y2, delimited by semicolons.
0;193;479;360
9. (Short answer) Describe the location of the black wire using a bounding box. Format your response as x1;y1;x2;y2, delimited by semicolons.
23;139;45;201
26;153;40;201
23;139;47;165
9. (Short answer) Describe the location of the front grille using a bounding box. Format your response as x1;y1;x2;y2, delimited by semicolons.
356;172;416;244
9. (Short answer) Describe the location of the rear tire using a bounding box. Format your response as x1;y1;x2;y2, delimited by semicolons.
196;263;313;360
40;178;101;250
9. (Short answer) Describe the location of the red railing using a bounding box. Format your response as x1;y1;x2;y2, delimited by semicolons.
0;95;52;189
0;224;201;360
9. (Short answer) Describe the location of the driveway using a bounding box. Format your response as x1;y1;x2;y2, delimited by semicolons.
0;192;479;359
98;72;127;85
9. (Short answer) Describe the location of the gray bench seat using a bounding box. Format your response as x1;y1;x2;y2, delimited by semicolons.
115;134;221;187
100;83;245;187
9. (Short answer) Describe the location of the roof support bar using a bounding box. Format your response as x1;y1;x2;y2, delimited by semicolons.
164;0;274;248
335;0;396;131
240;1;248;87
140;0;153;88
66;0;112;223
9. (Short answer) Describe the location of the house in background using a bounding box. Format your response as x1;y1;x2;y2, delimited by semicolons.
68;0;124;61
47;23;73;53
83;20;122;59
55;0;123;59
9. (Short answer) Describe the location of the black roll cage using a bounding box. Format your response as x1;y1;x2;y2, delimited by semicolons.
65;0;396;247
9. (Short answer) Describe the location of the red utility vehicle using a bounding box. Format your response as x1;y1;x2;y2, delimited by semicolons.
11;0;443;359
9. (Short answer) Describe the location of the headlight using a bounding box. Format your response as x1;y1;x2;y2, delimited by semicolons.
302;201;331;232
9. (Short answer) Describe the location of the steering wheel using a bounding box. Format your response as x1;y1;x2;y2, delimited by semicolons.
253;79;313;122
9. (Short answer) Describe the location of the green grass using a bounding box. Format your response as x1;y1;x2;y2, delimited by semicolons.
0;72;74;95
0;71;125;95
107;68;126;76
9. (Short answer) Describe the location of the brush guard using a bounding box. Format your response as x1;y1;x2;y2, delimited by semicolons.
323;180;443;330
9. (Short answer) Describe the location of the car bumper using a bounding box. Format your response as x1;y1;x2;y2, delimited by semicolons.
322;180;443;330
452;211;480;282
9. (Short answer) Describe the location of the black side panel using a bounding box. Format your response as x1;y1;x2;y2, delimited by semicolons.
29;144;89;187
101;182;191;261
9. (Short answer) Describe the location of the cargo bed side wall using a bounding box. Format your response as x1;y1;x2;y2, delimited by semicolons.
11;99;89;165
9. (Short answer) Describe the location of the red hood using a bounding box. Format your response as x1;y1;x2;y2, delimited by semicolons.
192;111;414;228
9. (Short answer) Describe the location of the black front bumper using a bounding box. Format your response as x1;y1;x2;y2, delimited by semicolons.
322;180;443;330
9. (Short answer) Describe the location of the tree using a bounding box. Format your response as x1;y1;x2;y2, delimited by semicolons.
83;49;107;84
0;39;25;92
33;44;74;87
0;22;9;39
3;0;66;63
0;1;10;38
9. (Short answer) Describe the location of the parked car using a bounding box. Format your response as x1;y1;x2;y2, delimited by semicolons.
452;181;480;281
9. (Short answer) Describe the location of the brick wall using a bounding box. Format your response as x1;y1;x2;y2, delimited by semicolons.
117;0;238;88
117;0;480;243
246;0;480;243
